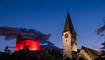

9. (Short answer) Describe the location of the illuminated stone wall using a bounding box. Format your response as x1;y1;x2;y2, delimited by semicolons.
62;31;72;58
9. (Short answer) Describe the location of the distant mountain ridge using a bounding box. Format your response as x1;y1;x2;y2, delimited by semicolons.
40;45;61;50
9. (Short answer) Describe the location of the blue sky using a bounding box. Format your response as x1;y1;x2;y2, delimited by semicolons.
0;0;105;51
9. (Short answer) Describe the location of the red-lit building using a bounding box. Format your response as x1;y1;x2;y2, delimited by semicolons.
16;35;40;51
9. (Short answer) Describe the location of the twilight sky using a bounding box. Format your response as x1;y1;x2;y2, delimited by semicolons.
0;0;105;51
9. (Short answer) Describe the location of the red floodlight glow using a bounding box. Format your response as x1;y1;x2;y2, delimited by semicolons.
16;39;40;51
26;40;40;51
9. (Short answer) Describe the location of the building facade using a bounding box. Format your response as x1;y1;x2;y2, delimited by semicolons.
16;35;40;51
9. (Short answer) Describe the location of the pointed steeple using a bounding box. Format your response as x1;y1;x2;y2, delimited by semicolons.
63;9;75;34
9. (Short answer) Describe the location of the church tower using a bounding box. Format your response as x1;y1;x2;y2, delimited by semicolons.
62;10;77;59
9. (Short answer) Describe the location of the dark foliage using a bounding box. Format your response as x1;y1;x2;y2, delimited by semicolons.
100;41;105;52
0;48;63;60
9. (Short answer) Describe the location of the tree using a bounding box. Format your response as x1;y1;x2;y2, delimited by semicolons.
100;41;105;52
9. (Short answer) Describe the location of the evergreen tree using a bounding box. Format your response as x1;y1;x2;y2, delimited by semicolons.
100;41;105;52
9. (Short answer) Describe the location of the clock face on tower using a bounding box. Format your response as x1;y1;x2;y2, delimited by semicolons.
65;33;69;38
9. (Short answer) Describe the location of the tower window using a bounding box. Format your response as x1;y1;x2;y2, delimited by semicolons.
66;40;67;42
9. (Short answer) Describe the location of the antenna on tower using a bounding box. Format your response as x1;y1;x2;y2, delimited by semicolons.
67;8;69;13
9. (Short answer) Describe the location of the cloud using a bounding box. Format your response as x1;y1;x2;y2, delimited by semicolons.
0;26;53;45
96;25;105;36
